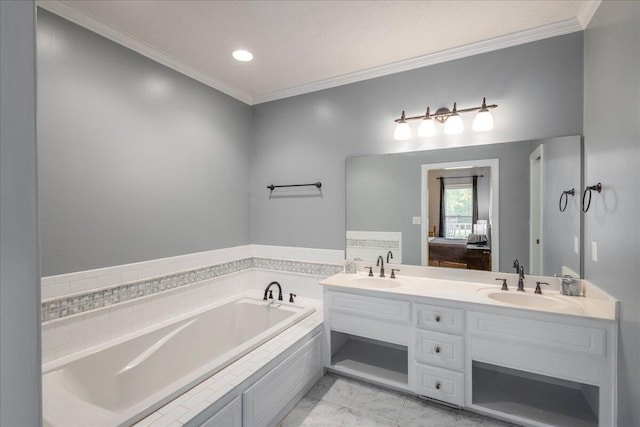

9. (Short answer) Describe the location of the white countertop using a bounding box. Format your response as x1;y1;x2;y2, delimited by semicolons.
320;270;618;322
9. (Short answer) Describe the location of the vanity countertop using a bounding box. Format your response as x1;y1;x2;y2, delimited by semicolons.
320;270;618;322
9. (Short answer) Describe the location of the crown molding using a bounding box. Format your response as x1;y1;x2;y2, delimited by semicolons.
577;0;602;29
39;1;586;106
37;0;253;105
252;18;584;104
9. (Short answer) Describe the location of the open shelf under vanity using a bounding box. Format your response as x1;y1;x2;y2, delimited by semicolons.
329;331;408;389
472;361;599;427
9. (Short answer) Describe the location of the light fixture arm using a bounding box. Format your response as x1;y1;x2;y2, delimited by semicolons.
394;98;498;123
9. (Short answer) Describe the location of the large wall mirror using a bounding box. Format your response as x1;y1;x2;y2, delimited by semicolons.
346;135;583;277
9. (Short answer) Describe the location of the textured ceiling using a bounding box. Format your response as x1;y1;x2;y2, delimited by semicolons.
39;1;599;104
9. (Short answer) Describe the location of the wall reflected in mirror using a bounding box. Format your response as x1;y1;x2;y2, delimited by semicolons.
345;135;582;277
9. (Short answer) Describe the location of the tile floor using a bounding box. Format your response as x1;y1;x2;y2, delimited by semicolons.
279;373;515;427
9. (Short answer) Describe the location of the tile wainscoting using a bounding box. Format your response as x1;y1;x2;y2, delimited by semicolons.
41;245;343;363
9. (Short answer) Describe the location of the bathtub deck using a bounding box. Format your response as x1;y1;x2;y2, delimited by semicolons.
133;297;324;426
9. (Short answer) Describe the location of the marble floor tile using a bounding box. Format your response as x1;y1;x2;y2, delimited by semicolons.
350;383;408;423
456;412;514;427
280;374;514;427
398;397;459;427
304;373;369;406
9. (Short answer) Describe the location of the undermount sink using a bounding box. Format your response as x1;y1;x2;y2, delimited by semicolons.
480;289;571;309
350;276;404;289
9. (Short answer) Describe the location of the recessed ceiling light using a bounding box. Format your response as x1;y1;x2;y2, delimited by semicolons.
232;50;253;62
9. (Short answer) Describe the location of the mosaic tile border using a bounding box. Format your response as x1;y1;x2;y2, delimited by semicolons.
41;257;343;322
346;238;400;249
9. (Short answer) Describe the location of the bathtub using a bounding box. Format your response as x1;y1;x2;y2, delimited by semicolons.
42;294;315;426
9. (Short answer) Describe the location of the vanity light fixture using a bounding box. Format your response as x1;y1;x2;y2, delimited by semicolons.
393;98;498;140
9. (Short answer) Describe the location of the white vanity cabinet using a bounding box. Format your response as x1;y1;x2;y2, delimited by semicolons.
324;290;411;391
323;284;618;427
466;310;617;427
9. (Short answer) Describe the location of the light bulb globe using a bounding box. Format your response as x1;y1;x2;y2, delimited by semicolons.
418;118;436;137
444;114;464;135
472;110;494;132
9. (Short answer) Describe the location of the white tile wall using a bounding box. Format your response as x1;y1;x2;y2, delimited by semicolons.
41;245;340;362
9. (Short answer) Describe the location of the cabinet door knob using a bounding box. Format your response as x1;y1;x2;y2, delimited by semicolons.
435;315;441;322
435;346;441;354
435;382;441;390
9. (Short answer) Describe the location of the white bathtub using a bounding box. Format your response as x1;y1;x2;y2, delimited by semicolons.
42;294;315;426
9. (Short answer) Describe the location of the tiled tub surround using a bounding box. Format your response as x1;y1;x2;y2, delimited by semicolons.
43;293;317;426
42;257;342;322
41;245;342;363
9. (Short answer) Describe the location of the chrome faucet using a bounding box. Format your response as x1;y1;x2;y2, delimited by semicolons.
386;251;393;264
376;256;385;278
517;266;525;291
263;281;283;301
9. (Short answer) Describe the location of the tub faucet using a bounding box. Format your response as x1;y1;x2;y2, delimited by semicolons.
517;266;525;292
376;256;385;278
263;281;283;301
386;251;393;264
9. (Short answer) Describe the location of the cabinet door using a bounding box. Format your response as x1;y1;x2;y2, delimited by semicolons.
243;333;322;427
200;396;241;427
415;330;464;371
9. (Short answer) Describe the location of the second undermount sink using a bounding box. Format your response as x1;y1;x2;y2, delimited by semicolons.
350;276;404;289
480;289;572;309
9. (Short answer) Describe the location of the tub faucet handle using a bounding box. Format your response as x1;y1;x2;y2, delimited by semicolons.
289;293;297;303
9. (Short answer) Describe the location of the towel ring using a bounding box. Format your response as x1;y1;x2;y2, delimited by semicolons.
559;188;575;212
582;183;602;213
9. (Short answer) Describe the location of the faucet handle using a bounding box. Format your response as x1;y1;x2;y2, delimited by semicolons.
390;268;400;279
535;282;550;294
495;278;508;291
363;266;374;277
289;293;297;303
268;290;274;299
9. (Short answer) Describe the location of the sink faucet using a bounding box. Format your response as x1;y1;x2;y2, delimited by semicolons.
263;281;283;301
386;251;393;264
376;256;385;278
517;266;525;291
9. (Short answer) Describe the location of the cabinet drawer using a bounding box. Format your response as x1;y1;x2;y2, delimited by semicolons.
468;312;606;356
328;292;410;324
243;333;323;427
415;330;464;371
415;303;464;334
415;364;464;406
200;396;241;427
331;312;409;345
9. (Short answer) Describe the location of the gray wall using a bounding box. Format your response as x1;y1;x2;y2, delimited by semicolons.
251;32;584;251
346;144;528;269
541;136;582;277
0;1;42;425
37;10;252;276
583;1;640;425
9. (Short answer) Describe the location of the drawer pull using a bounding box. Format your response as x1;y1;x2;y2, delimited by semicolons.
435;315;441;322
434;346;441;354
435;382;441;390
